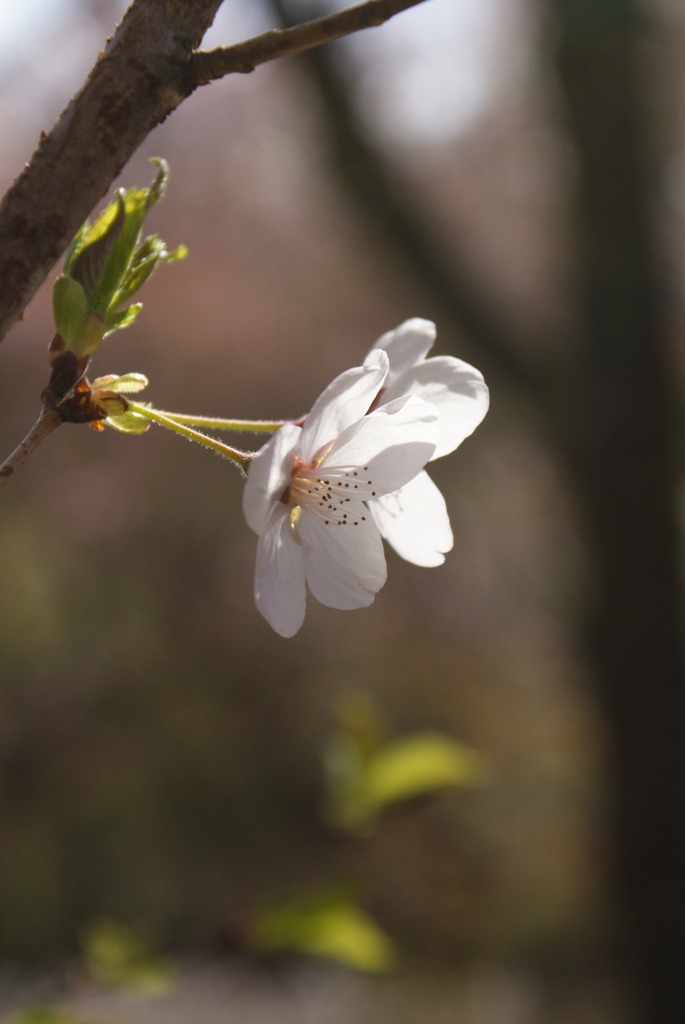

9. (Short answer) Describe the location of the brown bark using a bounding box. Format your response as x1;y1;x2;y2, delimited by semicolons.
192;0;428;83
0;0;223;346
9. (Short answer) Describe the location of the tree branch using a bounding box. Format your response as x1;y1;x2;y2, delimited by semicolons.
0;0;223;347
190;0;430;83
0;405;62;482
0;0;429;349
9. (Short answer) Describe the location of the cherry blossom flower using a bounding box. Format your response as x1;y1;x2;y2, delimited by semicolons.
364;319;489;567
242;351;439;637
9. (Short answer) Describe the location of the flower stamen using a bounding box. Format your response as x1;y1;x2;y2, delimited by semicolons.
287;462;377;527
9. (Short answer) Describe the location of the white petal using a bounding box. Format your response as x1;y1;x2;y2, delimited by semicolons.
243;423;301;535
299;351;388;462
370;470;453;567
365;318;436;380
298;513;387;610
384;356;490;459
325;395;438;496
254;504;307;637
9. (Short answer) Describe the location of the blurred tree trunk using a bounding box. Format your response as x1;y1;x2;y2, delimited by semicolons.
551;3;685;1022
271;1;685;1020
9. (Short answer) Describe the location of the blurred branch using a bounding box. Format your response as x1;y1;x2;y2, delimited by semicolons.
548;3;685;1020
268;0;556;410
191;0;430;83
0;0;429;348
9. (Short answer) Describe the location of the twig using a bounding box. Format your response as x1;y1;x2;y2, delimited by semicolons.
191;0;430;83
0;405;62;482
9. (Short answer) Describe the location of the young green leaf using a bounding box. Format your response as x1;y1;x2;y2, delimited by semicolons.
53;158;185;356
250;894;396;973
329;732;487;829
82;919;173;995
52;275;88;345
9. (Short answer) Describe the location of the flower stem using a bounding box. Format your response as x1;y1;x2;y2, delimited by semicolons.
147;410;285;433
0;404;62;483
129;403;252;473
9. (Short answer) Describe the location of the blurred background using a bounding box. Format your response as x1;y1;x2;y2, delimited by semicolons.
0;1;684;1022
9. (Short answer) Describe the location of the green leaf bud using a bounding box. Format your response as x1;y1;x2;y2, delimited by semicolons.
55;158;186;355
87;373;151;432
103;409;151;434
52;273;105;356
52;274;88;344
65;195;125;300
95;393;129;417
72;311;106;356
91;372;149;394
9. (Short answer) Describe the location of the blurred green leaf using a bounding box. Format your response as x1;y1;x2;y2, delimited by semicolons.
82;920;173;995
250;894;396;973
328;730;487;829
362;733;486;807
